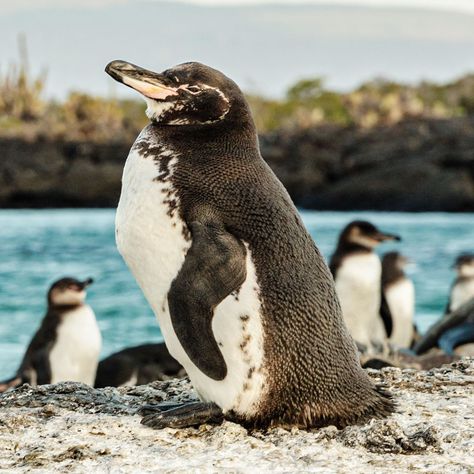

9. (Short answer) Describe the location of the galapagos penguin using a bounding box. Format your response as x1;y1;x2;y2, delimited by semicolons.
436;253;474;355
329;221;400;352
0;277;101;392
381;252;415;349
94;342;185;388
446;253;474;314
106;60;394;429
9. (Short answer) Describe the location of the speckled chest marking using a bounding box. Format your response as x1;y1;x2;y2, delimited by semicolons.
115;130;266;416
49;305;102;385
335;253;386;348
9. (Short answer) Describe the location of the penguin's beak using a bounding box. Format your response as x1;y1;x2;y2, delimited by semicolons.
80;277;94;289
105;60;179;100
373;231;401;242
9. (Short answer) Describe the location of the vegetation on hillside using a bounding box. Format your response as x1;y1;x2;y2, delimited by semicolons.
1;41;473;141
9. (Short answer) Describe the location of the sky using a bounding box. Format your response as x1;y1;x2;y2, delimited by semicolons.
1;0;474;13
0;0;473;98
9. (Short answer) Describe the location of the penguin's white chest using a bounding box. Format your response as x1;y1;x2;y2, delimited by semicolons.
385;279;415;348
450;279;474;312
116;137;266;416
335;253;386;348
49;305;101;385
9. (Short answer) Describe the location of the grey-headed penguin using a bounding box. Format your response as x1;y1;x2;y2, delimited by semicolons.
380;252;416;349
0;277;101;392
94;343;185;388
105;59;394;429
329;221;400;352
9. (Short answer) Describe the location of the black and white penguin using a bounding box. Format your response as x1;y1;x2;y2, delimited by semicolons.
329;221;401;352
0;277;101;392
105;59;394;429
446;253;474;314
380;252;416;349
94;342;185;388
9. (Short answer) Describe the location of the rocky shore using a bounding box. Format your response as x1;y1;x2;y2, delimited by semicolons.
0;359;473;472
1;116;473;211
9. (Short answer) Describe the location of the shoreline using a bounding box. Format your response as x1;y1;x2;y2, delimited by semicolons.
1;360;473;472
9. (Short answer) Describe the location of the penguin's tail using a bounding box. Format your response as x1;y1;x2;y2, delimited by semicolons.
0;375;23;393
347;382;396;427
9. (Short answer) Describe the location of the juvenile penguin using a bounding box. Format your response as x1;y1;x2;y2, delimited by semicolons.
381;252;415;349
329;221;400;352
0;277;101;392
446;253;474;314
95;342;185;388
106;60;394;429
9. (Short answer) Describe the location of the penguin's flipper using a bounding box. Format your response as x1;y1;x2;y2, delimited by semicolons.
168;221;247;381
141;401;224;429
31;347;52;385
380;291;393;338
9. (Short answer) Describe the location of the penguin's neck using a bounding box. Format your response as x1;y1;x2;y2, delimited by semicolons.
382;265;405;289
149;113;259;158
48;303;84;314
337;241;374;256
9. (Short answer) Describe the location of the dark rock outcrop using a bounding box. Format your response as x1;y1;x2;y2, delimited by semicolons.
1;117;473;210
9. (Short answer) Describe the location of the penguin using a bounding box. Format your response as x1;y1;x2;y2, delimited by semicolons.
105;59;394;430
380;252;415;349
329;221;400;352
446;253;474;314
94;342;185;388
433;253;474;356
0;277;101;392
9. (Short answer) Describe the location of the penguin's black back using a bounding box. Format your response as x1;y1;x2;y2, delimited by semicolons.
94;343;184;388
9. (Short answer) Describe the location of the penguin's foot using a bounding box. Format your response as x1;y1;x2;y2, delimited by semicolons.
137;401;183;416
140;401;224;429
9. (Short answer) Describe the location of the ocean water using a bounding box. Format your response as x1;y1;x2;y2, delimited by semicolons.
0;209;472;379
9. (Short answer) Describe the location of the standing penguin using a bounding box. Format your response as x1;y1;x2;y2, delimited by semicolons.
435;253;474;355
446;253;474;314
380;252;415;349
329;221;400;352
0;277;101;392
106;59;394;429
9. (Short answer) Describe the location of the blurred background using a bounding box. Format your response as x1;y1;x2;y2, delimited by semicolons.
0;0;473;377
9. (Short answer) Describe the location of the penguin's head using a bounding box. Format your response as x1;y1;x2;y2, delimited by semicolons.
340;220;401;250
382;251;409;270
453;253;474;277
105;60;249;127
48;277;94;307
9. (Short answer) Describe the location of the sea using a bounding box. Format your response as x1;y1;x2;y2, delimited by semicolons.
0;209;472;379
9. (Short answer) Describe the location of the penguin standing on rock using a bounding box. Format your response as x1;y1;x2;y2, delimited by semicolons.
0;277;101;392
106;59;394;429
380;252;415;349
329;221;401;352
446;253;474;314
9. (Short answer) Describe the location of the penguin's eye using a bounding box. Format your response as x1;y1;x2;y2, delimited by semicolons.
186;85;201;94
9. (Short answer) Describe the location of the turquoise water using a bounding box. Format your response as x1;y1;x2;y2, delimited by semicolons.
0;209;472;379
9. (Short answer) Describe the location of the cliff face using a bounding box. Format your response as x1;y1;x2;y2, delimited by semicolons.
1;117;473;211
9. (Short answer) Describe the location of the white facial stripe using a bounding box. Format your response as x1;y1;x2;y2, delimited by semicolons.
51;289;86;306
350;235;378;249
144;99;175;121
458;263;474;278
123;76;178;100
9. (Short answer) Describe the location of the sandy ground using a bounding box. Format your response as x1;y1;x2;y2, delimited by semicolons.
0;360;473;473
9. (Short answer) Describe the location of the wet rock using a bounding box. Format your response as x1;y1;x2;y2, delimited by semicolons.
0;360;472;472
